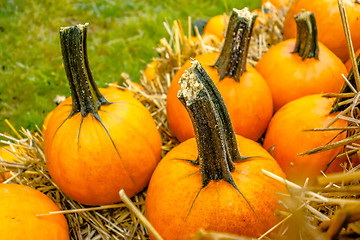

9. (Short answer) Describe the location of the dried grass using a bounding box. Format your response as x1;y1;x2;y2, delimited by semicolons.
1;2;360;240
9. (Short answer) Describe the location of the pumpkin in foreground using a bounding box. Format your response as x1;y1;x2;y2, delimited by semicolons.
146;60;287;239
43;24;162;206
256;10;346;112
166;8;273;142
263;94;348;184
0;183;69;240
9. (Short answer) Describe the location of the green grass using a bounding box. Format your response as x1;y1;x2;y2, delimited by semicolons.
0;0;260;134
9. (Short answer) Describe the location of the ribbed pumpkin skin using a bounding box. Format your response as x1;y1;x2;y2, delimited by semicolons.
44;88;162;206
256;39;346;111
0;183;69;240
263;94;348;184
283;0;360;62
166;53;273;142
145;135;286;240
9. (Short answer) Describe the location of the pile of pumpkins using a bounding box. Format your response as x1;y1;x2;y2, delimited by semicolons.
1;0;360;239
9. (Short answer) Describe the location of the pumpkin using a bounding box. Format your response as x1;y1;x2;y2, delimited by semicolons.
146;60;287;240
43;23;162;206
0;183;69;239
263;94;348;184
202;14;229;41
0;146;18;182
256;10;346;112
166;8;273;142
283;0;360;62
143;60;159;83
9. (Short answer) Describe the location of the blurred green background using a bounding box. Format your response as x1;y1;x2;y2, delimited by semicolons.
0;0;260;134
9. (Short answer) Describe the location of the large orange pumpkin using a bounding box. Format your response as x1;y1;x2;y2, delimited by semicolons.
256;10;346;111
283;0;360;62
0;183;69;239
146;60;287;239
166;8;273;142
44;24;162;206
263;94;348;184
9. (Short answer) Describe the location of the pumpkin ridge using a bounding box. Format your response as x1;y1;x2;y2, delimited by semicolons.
98;108;160;159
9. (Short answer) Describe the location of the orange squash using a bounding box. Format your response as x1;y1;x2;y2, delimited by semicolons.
0;146;18;182
0;183;69;239
256;10;346;112
167;8;273;142
263;94;348;184
146;60;287;239
202;14;230;41
44;24;162;206
283;0;360;62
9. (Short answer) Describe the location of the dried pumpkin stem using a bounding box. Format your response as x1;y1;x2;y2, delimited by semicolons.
292;10;319;60
177;59;238;187
59;23;108;118
214;8;257;82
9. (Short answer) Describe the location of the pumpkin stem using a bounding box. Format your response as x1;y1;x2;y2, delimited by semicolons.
214;8;256;82
292;10;319;60
178;59;241;187
59;23;109;118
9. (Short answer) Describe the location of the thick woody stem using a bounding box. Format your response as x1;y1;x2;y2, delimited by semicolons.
214;8;256;82
292;10;319;60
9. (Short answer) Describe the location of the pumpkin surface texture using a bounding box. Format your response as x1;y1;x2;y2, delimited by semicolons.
0;183;69;240
256;10;346;111
146;59;287;240
283;0;360;62
263;94;348;184
166;8;273;142
43;24;162;206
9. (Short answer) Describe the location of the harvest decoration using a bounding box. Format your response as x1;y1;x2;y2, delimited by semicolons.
145;60;287;239
256;10;346;111
166;8;273;142
1;2;360;239
43;23;162;206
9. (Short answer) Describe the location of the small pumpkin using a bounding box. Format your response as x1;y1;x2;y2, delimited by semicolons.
44;24;162;206
256;10;346;111
283;0;360;62
0;183;69;239
0;146;18;182
167;8;273;142
202;13;229;41
263;94;348;184
146;60;287;239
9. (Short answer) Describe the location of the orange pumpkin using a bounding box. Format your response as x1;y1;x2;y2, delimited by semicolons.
202;14;230;41
167;8;273;142
0;146;18;182
261;0;290;9
0;183;69;239
263;94;348;184
44;24;162;206
256;10;346;111
146;60;286;239
283;0;360;62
